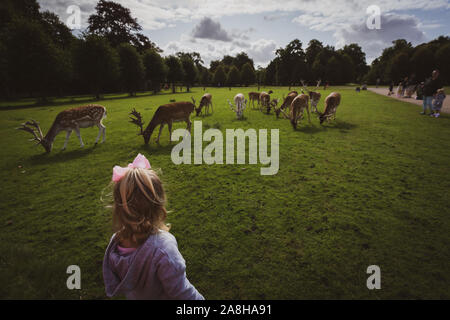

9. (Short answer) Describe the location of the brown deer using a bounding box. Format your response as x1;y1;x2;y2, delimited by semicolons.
275;91;298;118
300;80;321;113
319;92;341;124
248;92;260;109
192;93;213;116
279;94;310;129
130;102;194;144
17;105;106;153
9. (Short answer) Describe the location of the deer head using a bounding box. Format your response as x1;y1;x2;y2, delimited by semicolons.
129;108;151;143
17;120;52;153
191;96;202;116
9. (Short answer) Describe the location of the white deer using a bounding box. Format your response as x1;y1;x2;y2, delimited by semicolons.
227;93;247;119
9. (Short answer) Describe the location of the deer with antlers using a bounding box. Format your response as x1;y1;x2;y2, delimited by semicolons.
300;80;322;113
192;93;213;116
227;93;247;119
319;92;341;124
278;94;311;129
275;91;298;118
259;91;278;114
130;101;194;144
17;105;106;153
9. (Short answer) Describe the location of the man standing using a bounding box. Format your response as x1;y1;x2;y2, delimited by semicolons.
421;70;442;115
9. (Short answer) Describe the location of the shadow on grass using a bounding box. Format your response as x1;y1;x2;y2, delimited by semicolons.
321;120;358;131
135;142;175;156
27;145;96;165
0;89;205;111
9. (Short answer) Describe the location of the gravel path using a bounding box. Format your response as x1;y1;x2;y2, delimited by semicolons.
367;87;449;114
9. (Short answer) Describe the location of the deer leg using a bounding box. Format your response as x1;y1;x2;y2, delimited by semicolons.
168;121;173;143
75;127;85;147
306;105;311;125
95;123;104;144
156;124;164;143
62;130;72;150
186;117;192;133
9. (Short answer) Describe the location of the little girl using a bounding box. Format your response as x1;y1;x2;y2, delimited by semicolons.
103;153;204;300
432;88;446;118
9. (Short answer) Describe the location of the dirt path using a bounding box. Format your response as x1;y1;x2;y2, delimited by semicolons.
367;87;450;114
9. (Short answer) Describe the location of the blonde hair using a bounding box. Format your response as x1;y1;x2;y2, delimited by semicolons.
112;168;169;246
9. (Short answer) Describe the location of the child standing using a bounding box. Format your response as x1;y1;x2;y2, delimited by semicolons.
432;88;446;118
103;154;204;300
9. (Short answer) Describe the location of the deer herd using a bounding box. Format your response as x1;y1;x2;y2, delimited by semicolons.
18;82;341;152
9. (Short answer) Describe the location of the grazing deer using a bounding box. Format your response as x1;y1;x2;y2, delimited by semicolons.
130;102;194;144
17;105;106;153
192;93;213;116
259;91;279;114
275;91;298;118
248;92;260;109
319;92;341;124
279;94;310;129
227;93;247;119
301;80;321;113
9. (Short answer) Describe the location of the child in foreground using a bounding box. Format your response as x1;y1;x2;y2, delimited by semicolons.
432;88;446;118
102;153;204;300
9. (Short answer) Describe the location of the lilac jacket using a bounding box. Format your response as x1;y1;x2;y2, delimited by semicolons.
103;230;204;300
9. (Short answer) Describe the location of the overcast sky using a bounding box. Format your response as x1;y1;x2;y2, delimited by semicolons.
38;0;450;67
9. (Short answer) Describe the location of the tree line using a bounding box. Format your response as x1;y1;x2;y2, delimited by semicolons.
0;0;448;101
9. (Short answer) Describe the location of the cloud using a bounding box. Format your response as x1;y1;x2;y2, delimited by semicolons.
163;33;277;67
335;13;427;61
191;17;232;41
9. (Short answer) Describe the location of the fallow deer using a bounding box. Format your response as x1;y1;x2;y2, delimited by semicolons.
279;94;310;129
319;92;341;124
192;93;213;116
248;92;260;109
275;91;298;118
130;102;194;144
301;80;321;113
17;104;107;153
227;93;247;119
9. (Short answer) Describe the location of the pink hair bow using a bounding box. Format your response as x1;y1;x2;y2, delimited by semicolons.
112;153;151;182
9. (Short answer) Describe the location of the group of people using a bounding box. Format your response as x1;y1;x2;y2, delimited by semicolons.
388;70;446;118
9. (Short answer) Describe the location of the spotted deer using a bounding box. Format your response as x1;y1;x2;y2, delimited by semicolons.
319;92;341;124
130;101;194;144
192;93;213;116
301;80;321;113
227;93;247;119
17;105;106;153
275;91;298;118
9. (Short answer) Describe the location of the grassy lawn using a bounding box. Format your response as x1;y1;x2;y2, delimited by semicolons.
0;86;449;299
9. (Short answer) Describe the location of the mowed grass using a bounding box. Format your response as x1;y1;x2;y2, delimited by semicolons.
0;86;449;299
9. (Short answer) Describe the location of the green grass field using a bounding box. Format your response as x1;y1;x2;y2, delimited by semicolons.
0;86;449;299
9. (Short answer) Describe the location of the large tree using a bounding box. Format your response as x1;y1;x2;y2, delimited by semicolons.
177;52;198;92
74;35;119;99
117;43;144;95
213;65;226;87
5;18;69;99
87;0;159;52
339;43;368;82
165;55;184;93
240;62;256;86
275;39;307;86
435;43;450;84
143;49;167;93
226;65;240;86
